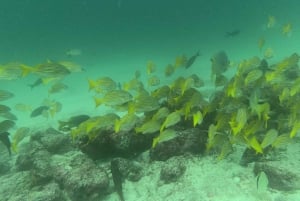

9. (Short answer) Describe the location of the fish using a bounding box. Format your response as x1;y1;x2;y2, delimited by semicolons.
258;37;265;51
0;132;11;156
30;106;50;118
261;129;278;149
0;120;15;133
94;90;132;108
152;129;177;148
229;108;247;135
45;100;62;118
147;76;160;87
22;60;71;80
193;111;203;127
58;61;84;72
14;103;32;113
0;89;14;101
211;51;230;77
164;64;175;77
114;113;139;133
0;62;23;80
151;85;170;100
214;74;228;87
146;61;156;74
0;111;17;120
152;107;170;122
271;134;291;148
160;111;181;132
65;48;82;57
282;23;292;36
58;114;90;132
135;120;161;134
110;159;125;201
28;78;43;89
129;91;160;113
88;77;117;93
180;77;195;95
264;48;274;59
11;127;30;153
188;74;204;88
257;171;268;192
225;29;240;37
244;69;263;86
206;124;218;151
289;120;300;138
0;104;11;113
174;55;187;68
248;136;263;154
123;78;144;92
258;59;270;73
185;51;200;69
48;82;68;94
267;15;276;28
71;113;119;137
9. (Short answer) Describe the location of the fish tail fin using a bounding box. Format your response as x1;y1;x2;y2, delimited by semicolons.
11;141;18;154
114;119;121;133
94;97;103;108
88;79;97;91
127;102;136;114
21;64;34;77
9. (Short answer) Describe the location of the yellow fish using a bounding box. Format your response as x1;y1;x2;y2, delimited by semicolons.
0;90;14;101
94;90;132;107
282;23;292;36
160;111;181;132
164;64;175;77
147;76;160;87
267;15;276;28
146;61;156;75
193;111;203;127
135;120;161;134
48;82;68;94
88;77;117;93
258;37;265;51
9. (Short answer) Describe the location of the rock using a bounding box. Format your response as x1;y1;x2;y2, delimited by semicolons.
0;171;32;200
15;140;45;171
77;130;153;160
150;128;207;161
0;160;11;176
160;157;186;183
29;182;65;201
254;161;300;191
111;157;143;182
15;152;33;171
30;149;53;186
51;151;110;201
1;127;119;200
31;127;74;154
0;145;12;175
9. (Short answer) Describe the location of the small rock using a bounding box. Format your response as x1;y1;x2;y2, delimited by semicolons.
160;157;186;183
254;161;300;191
150;128;207;161
52;151;109;201
29;182;65;201
111;157;143;182
32;128;74;154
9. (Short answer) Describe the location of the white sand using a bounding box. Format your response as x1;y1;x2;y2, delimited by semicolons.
103;138;300;201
